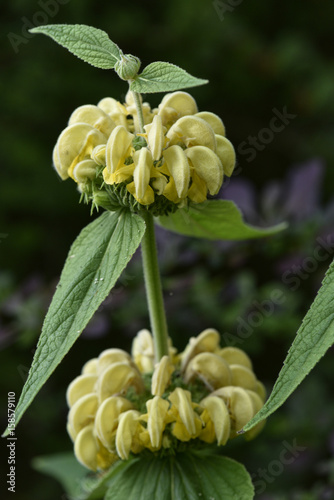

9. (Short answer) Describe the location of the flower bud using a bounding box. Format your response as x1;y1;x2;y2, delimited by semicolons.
115;54;141;81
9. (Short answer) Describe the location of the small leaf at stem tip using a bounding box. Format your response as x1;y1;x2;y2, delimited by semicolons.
130;61;208;93
29;24;122;69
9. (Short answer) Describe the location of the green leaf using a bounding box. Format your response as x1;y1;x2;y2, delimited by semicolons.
32;452;87;499
105;452;254;500
130;61;208;93
158;200;287;240
29;24;121;69
243;257;334;432
32;452;135;500
3;210;145;436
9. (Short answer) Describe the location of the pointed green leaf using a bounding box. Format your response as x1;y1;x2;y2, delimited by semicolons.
130;61;208;93
158;200;287;240
244;258;334;432
3;210;145;436
105;452;254;500
30;24;121;69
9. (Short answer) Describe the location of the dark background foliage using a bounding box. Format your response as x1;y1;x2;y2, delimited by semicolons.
1;0;334;498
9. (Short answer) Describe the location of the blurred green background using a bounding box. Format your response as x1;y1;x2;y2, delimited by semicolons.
1;0;334;498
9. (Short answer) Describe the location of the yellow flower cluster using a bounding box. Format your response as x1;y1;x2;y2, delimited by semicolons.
53;91;236;207
66;329;265;471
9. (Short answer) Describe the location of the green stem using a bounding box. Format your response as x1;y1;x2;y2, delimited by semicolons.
131;91;145;133
141;211;169;361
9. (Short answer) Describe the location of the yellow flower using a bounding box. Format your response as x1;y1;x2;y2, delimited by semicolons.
66;329;265;471
54;92;236;210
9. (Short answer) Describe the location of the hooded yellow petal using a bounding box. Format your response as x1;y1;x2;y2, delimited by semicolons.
69;104;116;136
230;364;257;391
212;386;254;436
95;396;133;449
74;424;116;471
97;362;144;403
186;146;223;195
187;170;208;203
168;388;198;437
181;328;220;371
158;91;198;125
145;115;165;161
215;135;236;177
81;358;98;375
97;348;133;376
98;97;128;127
162;176;181;203
131;329;155;373
116;410;141;460
163;145;190;199
132;148;153;200
167;116;216;150
200;396;230;445
66;374;98;408
105;125;134;174
146;396;170;449
68;393;98;440
217;347;253;370
195;111;225;136
151;355;175;396
184;352;232;390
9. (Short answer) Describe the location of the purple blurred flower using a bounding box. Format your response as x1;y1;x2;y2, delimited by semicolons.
220;158;325;225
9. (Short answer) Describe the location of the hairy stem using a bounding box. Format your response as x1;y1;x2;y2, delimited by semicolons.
141;211;169;361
